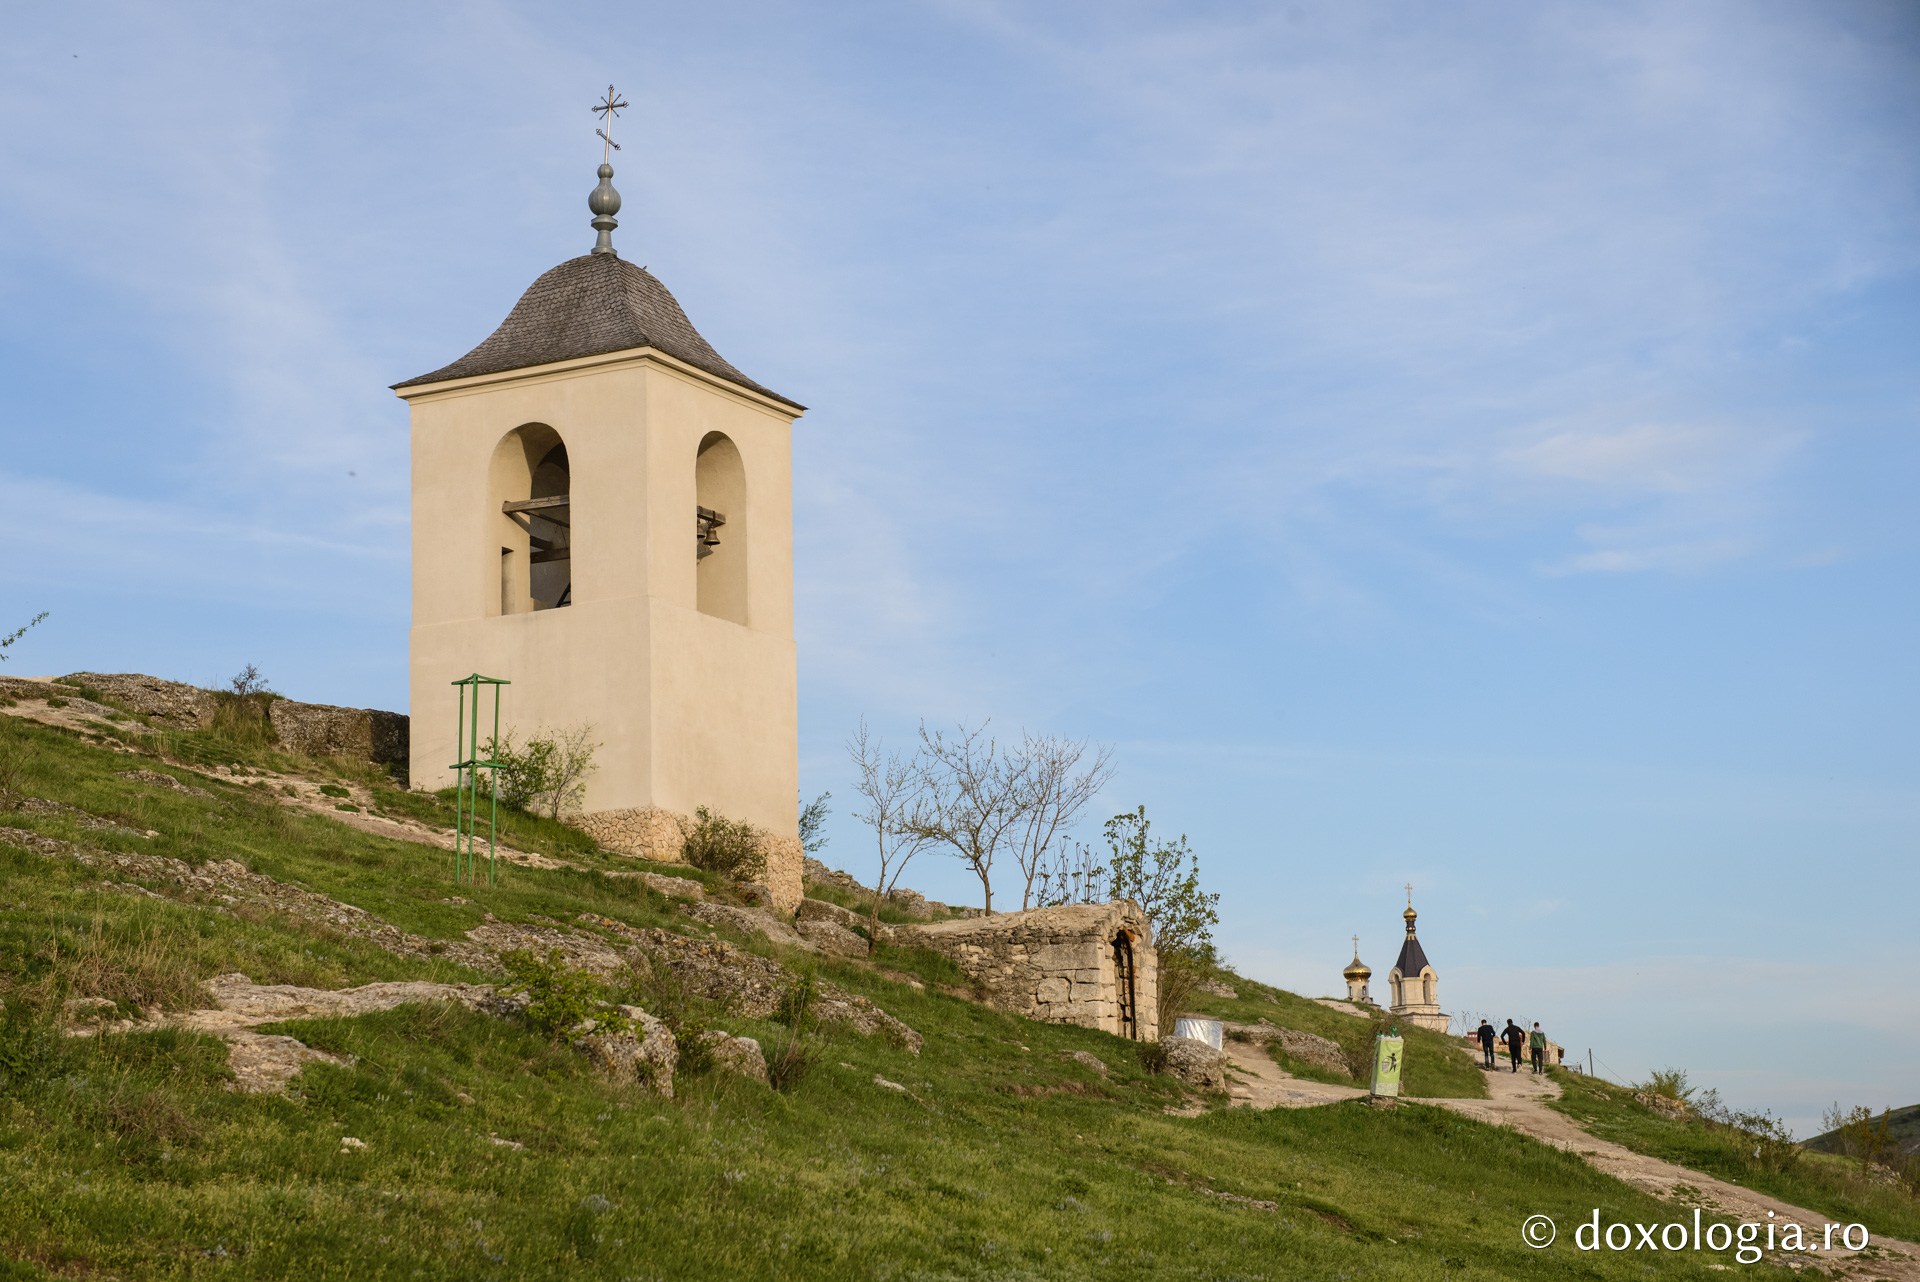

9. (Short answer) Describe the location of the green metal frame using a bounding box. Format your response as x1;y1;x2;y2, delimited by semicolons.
449;673;509;886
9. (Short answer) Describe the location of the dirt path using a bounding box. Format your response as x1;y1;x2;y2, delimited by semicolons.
1215;1043;1915;1276
1425;1067;1920;1279
1221;1036;1368;1109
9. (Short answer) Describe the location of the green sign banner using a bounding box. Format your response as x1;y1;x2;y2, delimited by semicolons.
1371;1034;1404;1097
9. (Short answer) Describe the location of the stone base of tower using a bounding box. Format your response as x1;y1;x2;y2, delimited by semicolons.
1390;1005;1451;1034
571;805;802;914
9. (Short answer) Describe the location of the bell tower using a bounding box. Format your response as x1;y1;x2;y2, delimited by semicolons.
393;118;805;910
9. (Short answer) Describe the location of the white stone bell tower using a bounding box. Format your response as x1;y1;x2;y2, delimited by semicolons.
394;134;804;910
1387;889;1449;1033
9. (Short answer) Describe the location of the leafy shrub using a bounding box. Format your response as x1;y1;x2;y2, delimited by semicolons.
673;1019;715;1077
319;784;350;799
46;697;68;709
1137;1040;1170;1075
1637;1066;1693;1102
683;806;766;881
498;949;602;1040
486;725;600;819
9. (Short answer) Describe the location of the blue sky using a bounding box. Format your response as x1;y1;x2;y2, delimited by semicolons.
3;1;1916;1133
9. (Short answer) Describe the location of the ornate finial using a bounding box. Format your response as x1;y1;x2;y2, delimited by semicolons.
589;86;628;256
1406;883;1413;909
1352;933;1361;960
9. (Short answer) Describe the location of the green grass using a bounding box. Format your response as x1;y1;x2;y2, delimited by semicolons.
0;712;1861;1277
1550;1069;1920;1241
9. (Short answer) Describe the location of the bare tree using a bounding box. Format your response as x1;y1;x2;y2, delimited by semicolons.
847;720;935;952
538;723;601;819
911;720;1031;914
1037;839;1107;908
1007;733;1114;909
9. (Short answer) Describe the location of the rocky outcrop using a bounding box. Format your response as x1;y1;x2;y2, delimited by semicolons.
575;1006;678;1097
796;897;875;932
686;902;811;949
1067;1049;1109;1077
115;769;212;798
1272;1027;1350;1077
1226;1019;1351;1078
794;918;869;956
268;700;408;765
59;672;216;727
702;1030;770;1085
1162;1035;1228;1092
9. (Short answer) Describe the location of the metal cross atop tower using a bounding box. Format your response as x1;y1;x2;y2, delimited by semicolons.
594;84;628;162
1405;883;1413;908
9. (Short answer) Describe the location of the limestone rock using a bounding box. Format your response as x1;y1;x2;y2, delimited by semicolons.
796;896;869;931
116;769;213;798
1066;1049;1109;1077
1196;979;1238;999
225;1031;346;1094
60;672;216;727
814;990;923;1055
701;1030;769;1085
1273;1028;1350;1077
1634;1091;1688;1119
794;918;869;957
574;913;920;1052
616;870;705;899
802;857;869;896
886;887;933;919
268;699;408;765
576;1007;677;1097
685;901;812;950
1161;1035;1228;1092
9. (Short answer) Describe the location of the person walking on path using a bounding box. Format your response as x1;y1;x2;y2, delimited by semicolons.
1528;1022;1547;1075
1477;1019;1497;1069
1502;1020;1525;1072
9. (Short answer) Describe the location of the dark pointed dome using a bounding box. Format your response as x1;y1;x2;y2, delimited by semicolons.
394;253;801;409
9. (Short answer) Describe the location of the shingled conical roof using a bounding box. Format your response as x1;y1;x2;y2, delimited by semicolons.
393;253;800;409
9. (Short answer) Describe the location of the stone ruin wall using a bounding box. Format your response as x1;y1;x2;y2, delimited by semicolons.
894;902;1159;1040
573;806;802;915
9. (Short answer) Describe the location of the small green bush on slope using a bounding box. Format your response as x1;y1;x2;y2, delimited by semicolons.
0;716;1849;1278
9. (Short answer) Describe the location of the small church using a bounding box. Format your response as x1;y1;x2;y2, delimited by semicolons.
1341;888;1451;1033
392;95;806;912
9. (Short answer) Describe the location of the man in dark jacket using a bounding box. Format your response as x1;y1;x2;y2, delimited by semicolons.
1502;1020;1525;1072
1476;1019;1497;1069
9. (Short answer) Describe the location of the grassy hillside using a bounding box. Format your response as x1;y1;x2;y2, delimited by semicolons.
1806;1102;1920;1158
0;710;1803;1278
1550;1071;1920;1241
